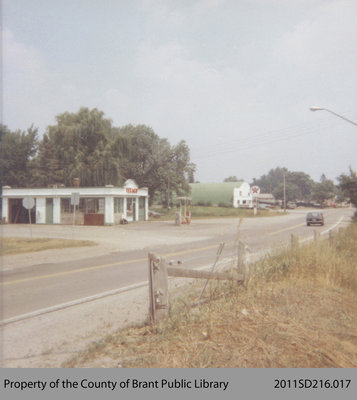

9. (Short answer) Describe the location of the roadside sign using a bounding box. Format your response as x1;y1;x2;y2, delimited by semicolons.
22;197;34;240
251;186;260;216
251;186;260;196
22;197;35;210
71;192;80;206
71;193;80;241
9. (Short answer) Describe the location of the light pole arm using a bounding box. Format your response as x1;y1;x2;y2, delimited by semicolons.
310;107;357;127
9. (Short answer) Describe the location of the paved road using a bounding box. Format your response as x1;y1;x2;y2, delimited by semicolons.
1;208;353;322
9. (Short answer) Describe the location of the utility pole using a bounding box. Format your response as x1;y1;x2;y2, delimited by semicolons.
283;172;286;213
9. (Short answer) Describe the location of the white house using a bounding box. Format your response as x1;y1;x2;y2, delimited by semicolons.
1;179;149;226
233;182;253;208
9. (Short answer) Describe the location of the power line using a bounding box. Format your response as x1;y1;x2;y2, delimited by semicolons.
191;114;357;161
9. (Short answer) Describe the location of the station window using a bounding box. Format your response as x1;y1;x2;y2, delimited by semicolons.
61;198;71;213
61;198;104;214
114;198;124;213
79;198;104;214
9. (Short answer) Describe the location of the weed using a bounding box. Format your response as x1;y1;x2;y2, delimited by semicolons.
1;237;96;255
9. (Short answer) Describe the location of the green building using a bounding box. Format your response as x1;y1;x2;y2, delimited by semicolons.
189;181;252;208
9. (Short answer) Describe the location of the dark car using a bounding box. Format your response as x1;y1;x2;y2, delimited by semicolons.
306;212;324;226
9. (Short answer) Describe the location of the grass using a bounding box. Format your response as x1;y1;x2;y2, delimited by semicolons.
63;223;357;368
150;205;282;220
0;237;97;255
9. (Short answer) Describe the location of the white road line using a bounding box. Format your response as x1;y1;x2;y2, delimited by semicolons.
0;280;149;327
321;215;345;235
299;236;314;243
300;215;345;243
0;261;232;326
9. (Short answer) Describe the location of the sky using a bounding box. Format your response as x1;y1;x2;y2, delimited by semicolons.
2;0;357;184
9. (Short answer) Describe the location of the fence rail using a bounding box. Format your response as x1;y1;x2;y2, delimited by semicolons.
148;241;247;323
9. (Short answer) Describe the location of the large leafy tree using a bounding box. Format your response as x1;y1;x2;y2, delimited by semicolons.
39;107;121;187
2;108;195;202
112;125;195;205
311;174;336;205
255;167;314;202
34;133;62;186
338;168;357;207
0;124;39;187
254;167;288;194
273;181;300;203
288;171;314;200
170;140;196;200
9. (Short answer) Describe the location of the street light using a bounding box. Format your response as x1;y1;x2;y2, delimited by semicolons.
310;106;357;126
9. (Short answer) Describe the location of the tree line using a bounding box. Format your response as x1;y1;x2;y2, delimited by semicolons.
253;167;336;205
0;107;196;205
1;107;356;211
225;166;357;207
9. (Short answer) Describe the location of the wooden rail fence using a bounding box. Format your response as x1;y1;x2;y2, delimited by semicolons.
148;229;337;323
148;242;246;323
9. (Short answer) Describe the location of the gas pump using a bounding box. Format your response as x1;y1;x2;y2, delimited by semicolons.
175;197;192;225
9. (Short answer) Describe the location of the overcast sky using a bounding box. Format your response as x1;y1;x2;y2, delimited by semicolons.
2;0;357;183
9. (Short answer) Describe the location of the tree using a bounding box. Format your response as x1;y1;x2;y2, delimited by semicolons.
255;167;314;201
288;171;314;200
254;167;288;194
2;108;196;198
40;107;121;187
273;181;300;203
224;176;240;182
169;140;196;203
311;175;336;205
113;125;195;205
338;168;357;207
34;133;62;186
0;124;39;187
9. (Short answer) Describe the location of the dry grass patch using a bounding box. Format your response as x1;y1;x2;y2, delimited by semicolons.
150;205;282;220
63;224;357;368
0;237;97;255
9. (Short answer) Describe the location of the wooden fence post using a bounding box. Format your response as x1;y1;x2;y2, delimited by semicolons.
237;241;246;281
148;253;169;323
199;242;225;300
329;230;333;245
314;230;320;242
291;234;299;252
149;247;245;323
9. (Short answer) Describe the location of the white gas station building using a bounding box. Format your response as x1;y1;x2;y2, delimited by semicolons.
1;179;149;226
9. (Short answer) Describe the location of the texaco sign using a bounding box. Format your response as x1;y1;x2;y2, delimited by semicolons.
251;186;260;196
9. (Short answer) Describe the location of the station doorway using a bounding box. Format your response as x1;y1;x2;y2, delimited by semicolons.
126;198;136;222
8;198;36;224
46;198;53;224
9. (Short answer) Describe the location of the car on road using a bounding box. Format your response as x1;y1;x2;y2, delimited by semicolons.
306;211;324;226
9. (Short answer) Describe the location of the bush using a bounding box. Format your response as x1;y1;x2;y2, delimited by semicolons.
218;202;231;208
195;201;212;207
